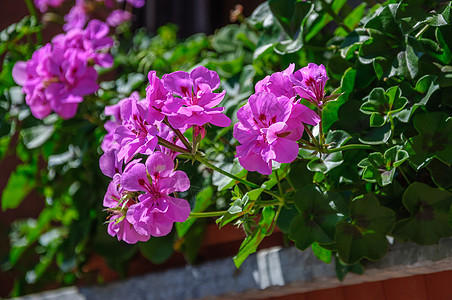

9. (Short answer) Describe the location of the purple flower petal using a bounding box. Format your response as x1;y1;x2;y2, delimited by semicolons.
121;163;148;191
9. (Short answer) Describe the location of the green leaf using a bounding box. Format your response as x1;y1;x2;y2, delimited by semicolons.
248;2;272;30
311;242;332;264
289;186;342;250
396;75;439;122
360;86;408;127
364;4;402;39
269;0;313;39
395;0;439;34
2;164;36;211
139;234;174;264
358;146;409;186
0;16;41;56
217;188;264;228
334;256;364;281
405;112;452;170
334;194;395;264
392;182;452;244
274;34;303;55
427;159;452;190
211;24;243;53
21;125;54;149
176;187;214;237
335;3;367;37
305;0;347;41
178;220;207;264
369;114;385;127
307;130;351;173
326;130;352;148
340;29;370;60
307;152;343;173
286;160;313;189
322;68;356;131
261;165;289;190
233;206;276;267
206;52;244;78
212;158;247;191
116;73;146;95
276;203;298;234
359;123;391;145
253;7;284;60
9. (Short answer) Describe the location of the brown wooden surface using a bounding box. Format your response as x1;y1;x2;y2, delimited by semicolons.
270;271;452;300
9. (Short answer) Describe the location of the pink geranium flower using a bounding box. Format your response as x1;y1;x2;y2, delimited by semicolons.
107;9;132;27
113;96;159;162
255;64;296;99
161;66;231;129
145;71;171;122
34;0;66;12
104;176;149;244
63;0;88;31
55;19;114;68
234;92;320;175
120;152;191;238
13;20;113;120
291;63;329;106
12;43;99;119
101;92;138;152
102;155;150;244
12;44;54;119
100;150;149;243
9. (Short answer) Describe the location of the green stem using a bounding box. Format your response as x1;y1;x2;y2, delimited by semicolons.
275;171;284;198
389;114;395;146
189;210;227;218
324;144;374;153
299;138;316;147
298;143;318;150
263;189;284;202
157;136;191;154
303;124;320;147
268;205;283;234
399;166;411;185
259;199;281;207
318;107;325;145
195;154;260;189
319;0;352;33
24;0;42;44
164;118;192;152
285;175;296;192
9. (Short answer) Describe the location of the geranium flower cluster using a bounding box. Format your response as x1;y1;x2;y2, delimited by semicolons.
100;66;231;243
234;63;328;175
13;20;113;120
34;0;66;13
34;0;141;29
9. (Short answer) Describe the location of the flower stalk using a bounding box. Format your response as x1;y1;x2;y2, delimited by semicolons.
24;0;42;44
194;153;260;189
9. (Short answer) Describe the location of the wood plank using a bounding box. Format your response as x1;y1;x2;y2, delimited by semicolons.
344;281;386;300
383;275;428;300
425;270;452;300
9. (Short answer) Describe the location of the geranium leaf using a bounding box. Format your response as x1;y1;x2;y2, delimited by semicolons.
289;186;342;250
405;112;452;170
269;0;313;39
233;206;276;267
334;194;395;264
392;182;452;244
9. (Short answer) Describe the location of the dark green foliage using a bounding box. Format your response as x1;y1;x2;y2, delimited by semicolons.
289;186;342;250
393;182;452;244
1;0;452;295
